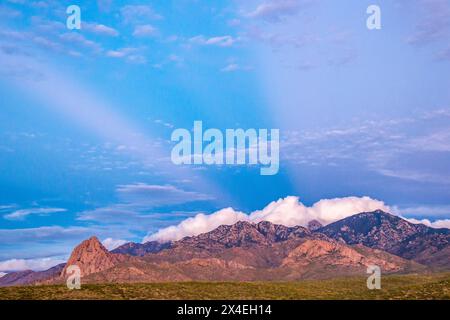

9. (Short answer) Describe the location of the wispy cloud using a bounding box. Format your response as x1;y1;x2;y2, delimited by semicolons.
0;4;22;19
4;207;67;221
189;35;239;47
406;0;450;46
106;47;147;64
221;63;252;72
133;24;158;38
116;183;214;207
246;0;313;22
0;257;65;272
391;204;450;218
281;108;450;184
83;22;119;37
120;5;163;24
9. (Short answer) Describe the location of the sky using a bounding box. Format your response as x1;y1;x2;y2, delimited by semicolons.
0;0;450;272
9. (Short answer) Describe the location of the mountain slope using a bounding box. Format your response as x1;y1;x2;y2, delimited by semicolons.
112;241;171;256
0;264;65;287
317;210;450;267
3;211;446;286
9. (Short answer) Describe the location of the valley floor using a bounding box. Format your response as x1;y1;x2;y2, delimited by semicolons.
0;273;449;300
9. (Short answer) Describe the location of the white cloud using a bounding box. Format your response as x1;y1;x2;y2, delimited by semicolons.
246;0;311;22
145;207;248;242
0;257;65;272
4;207;67;220
59;33;103;53
102;238;127;250
83;22;119;37
116;183;214;207
0;272;6;278
106;47;146;64
190;35;238;47
221;63;239;72
133;25;157;38
249;196;388;227
391;205;450;218
107;47;137;58
221;63;252;72
405;218;450;229
145;196;389;242
121;5;162;24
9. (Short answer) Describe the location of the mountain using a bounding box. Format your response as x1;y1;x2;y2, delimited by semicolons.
317;210;450;268
60;236;126;278
112;240;171;256
307;220;323;231
0;263;65;287
174;221;312;250
79;220;421;283
2;211;447;286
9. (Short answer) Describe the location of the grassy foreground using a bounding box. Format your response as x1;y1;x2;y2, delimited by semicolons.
0;273;449;300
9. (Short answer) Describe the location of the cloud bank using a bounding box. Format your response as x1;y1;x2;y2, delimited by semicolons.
144;196;390;242
0;257;66;272
146;208;249;243
145;196;450;243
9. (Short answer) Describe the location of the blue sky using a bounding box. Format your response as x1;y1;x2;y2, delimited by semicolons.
0;0;450;271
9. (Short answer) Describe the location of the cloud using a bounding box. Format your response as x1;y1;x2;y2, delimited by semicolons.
76;184;215;233
120;5;163;24
280;108;450;185
0;205;15;211
0;5;22;19
97;0;112;12
406;0;450;46
221;63;239;72
116;183;214;207
145;207;248;242
221;63;252;72
83;22;119;37
4;207;67;220
133;25;158;38
59;33;103;53
106;47;146;64
405;218;450;229
436;47;450;61
392;205;450;218
0;257;65;272
189;35;238;47
0;272;6;278
0;225;132;245
102;238;127;250
145;196;389;242
77;207;154;226
246;0;312;22
251;196;388;226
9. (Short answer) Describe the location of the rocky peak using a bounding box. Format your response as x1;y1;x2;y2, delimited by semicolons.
317;210;450;262
176;220;311;250
61;236;123;278
307;220;323;231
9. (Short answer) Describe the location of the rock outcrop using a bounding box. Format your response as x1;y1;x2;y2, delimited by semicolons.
61;236;124;278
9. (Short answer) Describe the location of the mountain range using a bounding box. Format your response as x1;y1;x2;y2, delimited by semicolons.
1;210;448;286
